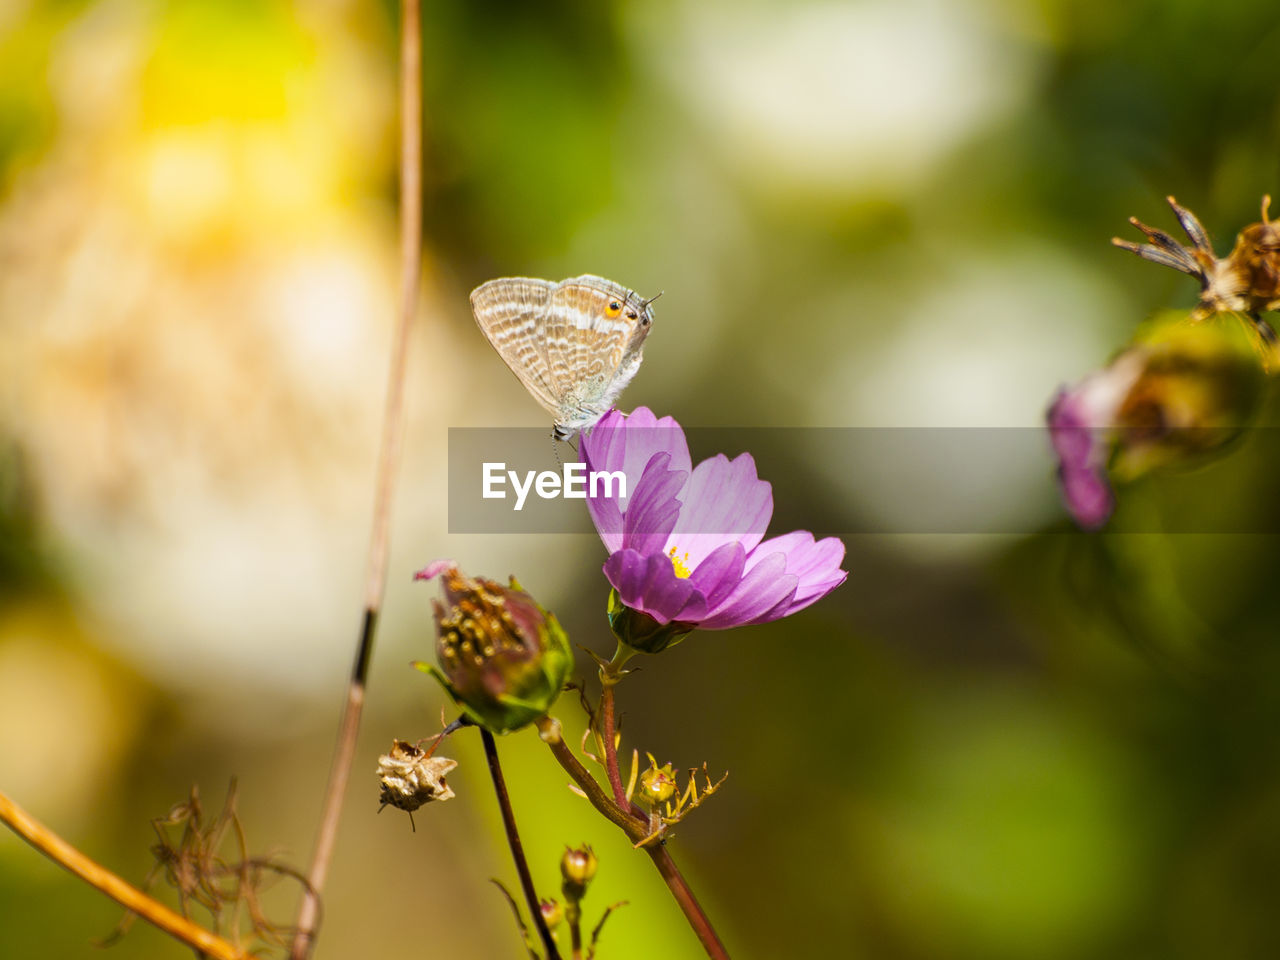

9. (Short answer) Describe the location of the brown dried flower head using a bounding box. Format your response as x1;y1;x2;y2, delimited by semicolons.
1113;195;1280;347
377;740;458;812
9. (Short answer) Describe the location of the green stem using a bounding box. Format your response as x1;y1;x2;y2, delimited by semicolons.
480;728;561;960
537;715;731;958
566;900;583;960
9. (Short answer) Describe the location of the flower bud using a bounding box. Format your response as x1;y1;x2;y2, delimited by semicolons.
1048;311;1266;528
639;759;678;806
539;898;564;929
607;589;694;655
560;844;598;901
1111;312;1266;476
376;740;458;812
414;561;572;735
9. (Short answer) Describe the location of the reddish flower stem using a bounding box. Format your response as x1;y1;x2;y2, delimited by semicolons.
644;844;730;960
599;682;630;810
537;708;732;959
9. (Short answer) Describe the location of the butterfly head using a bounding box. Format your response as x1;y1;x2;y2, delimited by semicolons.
601;288;657;332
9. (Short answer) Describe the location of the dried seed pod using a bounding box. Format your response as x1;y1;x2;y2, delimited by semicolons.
377;740;458;812
1113;195;1280;352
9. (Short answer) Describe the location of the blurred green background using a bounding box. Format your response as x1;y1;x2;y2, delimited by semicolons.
3;0;1280;957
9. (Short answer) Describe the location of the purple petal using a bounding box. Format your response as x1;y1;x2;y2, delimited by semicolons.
699;550;798;629
744;589;805;625
790;570;849;610
1045;361;1140;531
1047;391;1114;529
620;452;688;556
586;489;625;554
748;531;848;608
588;449;687;555
1046;384;1116;531
413;559;456;581
1047;388;1095;467
1058;465;1114;530
667;453;773;570
765;570;848;621
687;541;747;610
604;550;708;625
581;407;692;512
1045;351;1144;527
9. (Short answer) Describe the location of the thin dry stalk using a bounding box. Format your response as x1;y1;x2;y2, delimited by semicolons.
290;1;424;956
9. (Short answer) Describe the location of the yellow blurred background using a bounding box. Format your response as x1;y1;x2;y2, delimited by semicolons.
3;0;1280;957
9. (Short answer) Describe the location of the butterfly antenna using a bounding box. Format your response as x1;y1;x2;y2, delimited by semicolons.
641;291;664;308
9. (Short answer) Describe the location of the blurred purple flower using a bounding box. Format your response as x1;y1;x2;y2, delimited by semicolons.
1044;353;1146;535
1046;353;1144;530
1047;405;1115;529
580;407;847;639
1047;312;1266;530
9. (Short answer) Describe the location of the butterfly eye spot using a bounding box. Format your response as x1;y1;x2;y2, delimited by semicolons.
626;310;638;320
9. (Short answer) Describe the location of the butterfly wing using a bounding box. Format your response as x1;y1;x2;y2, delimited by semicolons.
544;275;652;427
470;277;562;417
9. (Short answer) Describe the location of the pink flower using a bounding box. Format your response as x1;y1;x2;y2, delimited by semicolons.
1046;352;1144;530
1045;313;1268;530
580;408;846;647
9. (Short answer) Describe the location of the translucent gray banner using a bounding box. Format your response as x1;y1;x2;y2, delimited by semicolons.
446;427;1280;534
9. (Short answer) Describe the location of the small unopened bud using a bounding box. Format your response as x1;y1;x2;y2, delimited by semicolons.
560;844;598;901
539;898;564;929
376;740;458;812
639;760;678;806
414;560;572;734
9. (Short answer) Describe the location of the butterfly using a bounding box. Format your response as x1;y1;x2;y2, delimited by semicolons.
470;275;657;440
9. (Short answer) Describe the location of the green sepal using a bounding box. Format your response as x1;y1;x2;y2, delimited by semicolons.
416;599;573;735
1113;310;1267;479
606;589;695;655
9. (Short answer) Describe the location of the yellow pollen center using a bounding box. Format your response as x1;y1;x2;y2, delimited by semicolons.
668;546;692;578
